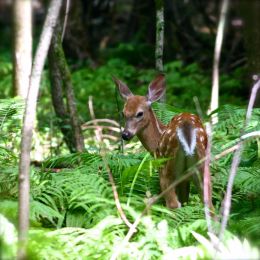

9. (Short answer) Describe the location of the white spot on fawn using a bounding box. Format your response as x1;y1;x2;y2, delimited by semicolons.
166;129;172;135
169;134;175;142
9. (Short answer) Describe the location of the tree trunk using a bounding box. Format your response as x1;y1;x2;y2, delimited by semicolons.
13;0;32;99
48;46;77;153
48;25;84;152
155;0;165;102
18;1;62;259
155;0;164;73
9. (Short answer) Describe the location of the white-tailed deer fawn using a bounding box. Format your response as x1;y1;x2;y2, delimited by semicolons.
114;74;213;211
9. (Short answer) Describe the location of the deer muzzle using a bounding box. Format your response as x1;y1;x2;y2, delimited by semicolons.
122;130;133;141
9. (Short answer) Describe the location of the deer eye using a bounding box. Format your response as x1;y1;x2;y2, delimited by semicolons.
136;111;144;118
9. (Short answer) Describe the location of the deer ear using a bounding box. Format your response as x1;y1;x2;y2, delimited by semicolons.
113;76;133;100
147;74;166;103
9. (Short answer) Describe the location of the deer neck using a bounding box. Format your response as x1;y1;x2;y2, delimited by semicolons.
137;109;166;154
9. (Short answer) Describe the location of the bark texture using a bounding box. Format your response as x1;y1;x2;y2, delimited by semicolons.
48;25;84;152
155;0;165;102
155;0;164;73
48;47;76;152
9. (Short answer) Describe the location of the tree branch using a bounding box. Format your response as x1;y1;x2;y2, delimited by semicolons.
209;0;229;124
61;0;70;40
203;123;214;233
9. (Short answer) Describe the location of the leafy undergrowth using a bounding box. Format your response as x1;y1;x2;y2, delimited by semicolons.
0;56;247;121
0;98;260;259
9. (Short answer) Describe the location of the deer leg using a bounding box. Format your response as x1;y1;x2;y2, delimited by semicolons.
174;149;191;205
159;159;181;209
176;181;190;205
192;169;203;197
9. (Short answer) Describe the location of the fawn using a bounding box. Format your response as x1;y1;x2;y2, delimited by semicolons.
113;74;213;211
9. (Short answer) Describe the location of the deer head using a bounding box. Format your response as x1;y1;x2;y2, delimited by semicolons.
113;74;165;141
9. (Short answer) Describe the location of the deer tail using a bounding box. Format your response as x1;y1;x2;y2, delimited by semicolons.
176;121;197;156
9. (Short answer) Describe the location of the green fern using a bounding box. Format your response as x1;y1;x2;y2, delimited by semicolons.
1;95;260;258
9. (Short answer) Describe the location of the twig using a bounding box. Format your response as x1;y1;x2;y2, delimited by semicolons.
218;78;260;247
99;134;118;141
214;131;260;160
194;97;214;233
241;131;260;139
88;97;133;229
209;0;229;124
193;96;204;119
215;144;239;160
83;125;120;133
83;119;120;127
115;85;124;153
204;122;214;234
18;1;62;259
61;0;70;41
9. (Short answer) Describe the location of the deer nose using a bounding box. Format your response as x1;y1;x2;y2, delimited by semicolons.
122;130;132;141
